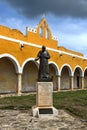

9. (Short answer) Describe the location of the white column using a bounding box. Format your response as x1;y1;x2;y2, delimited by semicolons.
70;76;74;90
57;75;61;91
17;73;22;95
81;76;84;90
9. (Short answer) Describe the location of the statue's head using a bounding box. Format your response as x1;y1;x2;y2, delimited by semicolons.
42;46;46;51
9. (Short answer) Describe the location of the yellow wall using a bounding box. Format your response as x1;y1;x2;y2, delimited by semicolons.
0;18;87;72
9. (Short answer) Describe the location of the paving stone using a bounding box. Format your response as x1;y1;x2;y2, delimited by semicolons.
0;110;87;130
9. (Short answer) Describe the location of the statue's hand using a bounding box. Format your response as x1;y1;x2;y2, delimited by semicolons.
35;57;39;61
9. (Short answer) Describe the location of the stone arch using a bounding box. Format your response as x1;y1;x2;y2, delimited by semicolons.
49;61;59;75
60;64;72;76
49;61;59;91
60;64;72;90
22;59;38;92
84;67;87;88
0;54;19;93
0;53;20;73
73;65;83;77
21;58;39;73
73;66;83;89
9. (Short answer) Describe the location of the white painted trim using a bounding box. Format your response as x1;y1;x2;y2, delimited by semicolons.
84;67;87;77
84;67;87;73
26;27;37;33
0;53;21;73
0;35;86;60
21;58;39;73
60;64;73;76
0;35;41;48
49;61;59;75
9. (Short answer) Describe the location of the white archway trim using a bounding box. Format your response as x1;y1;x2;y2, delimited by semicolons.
84;67;87;77
21;58;39;73
73;65;84;77
0;53;20;73
60;64;73;76
49;61;59;75
84;67;87;73
83;67;87;77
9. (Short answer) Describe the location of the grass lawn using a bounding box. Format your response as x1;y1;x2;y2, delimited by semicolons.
53;90;87;120
0;90;87;119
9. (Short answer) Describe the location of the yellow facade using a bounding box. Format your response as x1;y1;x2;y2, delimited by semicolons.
0;18;87;95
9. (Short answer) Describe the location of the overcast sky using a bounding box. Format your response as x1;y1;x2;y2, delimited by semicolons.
0;0;87;57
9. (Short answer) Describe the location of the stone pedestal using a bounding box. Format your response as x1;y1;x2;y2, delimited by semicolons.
32;82;58;118
37;82;53;107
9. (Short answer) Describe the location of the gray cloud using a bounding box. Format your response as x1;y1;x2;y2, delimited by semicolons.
5;0;87;18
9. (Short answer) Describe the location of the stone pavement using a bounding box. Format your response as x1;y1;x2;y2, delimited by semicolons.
0;109;87;130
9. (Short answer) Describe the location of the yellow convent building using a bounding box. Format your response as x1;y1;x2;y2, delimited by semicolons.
0;18;87;95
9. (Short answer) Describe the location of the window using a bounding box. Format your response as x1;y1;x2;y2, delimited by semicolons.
40;27;43;37
44;21;46;27
46;29;49;39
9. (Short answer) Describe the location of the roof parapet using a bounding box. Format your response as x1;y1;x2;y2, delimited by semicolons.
26;27;37;33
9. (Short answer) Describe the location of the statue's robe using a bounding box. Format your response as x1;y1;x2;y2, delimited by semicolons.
37;50;50;80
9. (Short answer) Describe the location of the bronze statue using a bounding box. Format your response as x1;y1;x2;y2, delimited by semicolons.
35;46;52;81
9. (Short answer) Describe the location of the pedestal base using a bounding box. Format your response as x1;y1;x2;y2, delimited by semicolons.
32;106;58;118
32;82;58;118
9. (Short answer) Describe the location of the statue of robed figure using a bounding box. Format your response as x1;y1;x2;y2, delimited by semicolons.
35;46;52;82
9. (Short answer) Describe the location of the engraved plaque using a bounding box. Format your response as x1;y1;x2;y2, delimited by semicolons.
37;82;53;107
39;108;53;114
